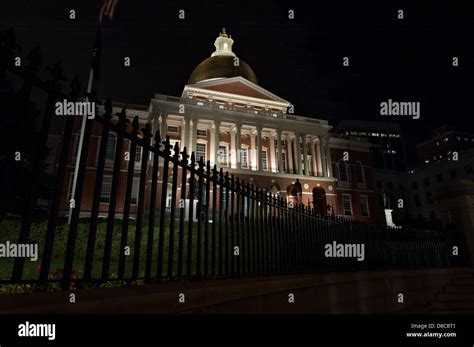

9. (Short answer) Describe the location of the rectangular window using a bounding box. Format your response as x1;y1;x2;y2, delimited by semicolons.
262;149;268;171
134;144;142;171
195;143;207;163
342;194;352;216
241;148;249;169
360;195;369;217
167;125;179;134
196;129;207;137
131;177;140;205
221;188;227;210
423;177;430;187
218;145;228;166
100;175;112;203
339;161;349;182
281;150;286;172
355;163;365;183
105;133;116;168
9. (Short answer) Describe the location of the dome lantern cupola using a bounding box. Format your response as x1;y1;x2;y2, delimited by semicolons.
211;28;236;57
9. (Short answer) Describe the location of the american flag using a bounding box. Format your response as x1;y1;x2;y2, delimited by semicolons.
100;0;119;22
91;0;119;81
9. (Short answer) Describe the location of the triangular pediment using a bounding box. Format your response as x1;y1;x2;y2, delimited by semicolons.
183;76;290;105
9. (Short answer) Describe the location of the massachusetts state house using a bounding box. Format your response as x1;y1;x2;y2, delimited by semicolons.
63;29;377;223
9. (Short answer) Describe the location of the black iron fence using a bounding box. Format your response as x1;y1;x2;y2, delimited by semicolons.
0;29;470;291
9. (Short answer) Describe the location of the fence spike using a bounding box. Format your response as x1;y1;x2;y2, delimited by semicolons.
142;122;152;139
198;155;204;170
116;107;127;124
173;141;180;158
180;146;188;164
131;116;139;134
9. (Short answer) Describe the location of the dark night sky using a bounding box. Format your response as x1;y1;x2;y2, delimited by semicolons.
2;1;473;167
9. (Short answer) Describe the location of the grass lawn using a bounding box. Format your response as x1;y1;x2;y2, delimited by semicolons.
0;215;202;283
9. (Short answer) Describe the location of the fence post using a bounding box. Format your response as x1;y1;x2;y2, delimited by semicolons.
167;142;180;278
224;171;230;276
211;164;218;276
218;168;224;276
102;108;127;281
177;148;188;277
157;136;171;280
230;174;235;275
244;182;250;274
186;152;196;277
118;116;139;280
235;177;242;275
83;100;112;280
132;123;151;280
144;130;160;281
195;157;205;276
203;161;211;277
250;184;256;275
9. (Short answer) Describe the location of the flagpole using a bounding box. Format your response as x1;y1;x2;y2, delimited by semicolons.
68;4;107;224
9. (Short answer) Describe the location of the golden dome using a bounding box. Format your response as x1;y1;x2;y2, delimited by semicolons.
188;55;258;85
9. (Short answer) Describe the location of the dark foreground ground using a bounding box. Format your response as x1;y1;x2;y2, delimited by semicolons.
0;267;473;314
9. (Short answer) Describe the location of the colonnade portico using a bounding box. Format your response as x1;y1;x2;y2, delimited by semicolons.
157;112;333;179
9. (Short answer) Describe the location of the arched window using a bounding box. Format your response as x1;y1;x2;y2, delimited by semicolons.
338;160;350;182
355;161;365;183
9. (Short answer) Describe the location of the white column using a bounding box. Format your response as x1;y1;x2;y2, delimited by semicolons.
320;137;328;177
188;119;194;154
277;129;283;174
180;118;186;150
191;119;197;157
257;126;263;172
270;132;276;173
310;138;317;176
210;122;216;166
236;124;242;170
295;132;302;175
302;133;309;176
287;137;293;173
160;114;168;139
316;137;323;176
325;136;333;177
230;126;237;169
250;131;257;171
214;121;220;168
183;117;190;151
